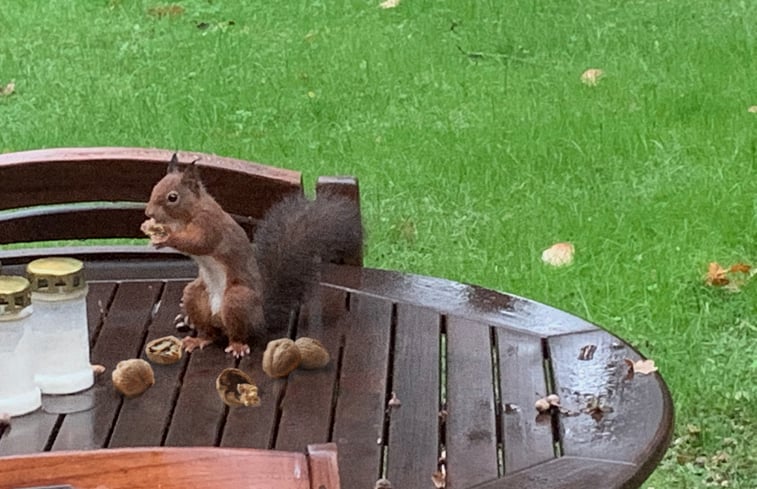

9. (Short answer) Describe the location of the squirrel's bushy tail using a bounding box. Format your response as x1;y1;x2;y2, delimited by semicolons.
253;192;363;334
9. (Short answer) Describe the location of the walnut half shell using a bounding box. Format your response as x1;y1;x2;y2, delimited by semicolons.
145;335;183;365
216;368;260;407
112;359;155;398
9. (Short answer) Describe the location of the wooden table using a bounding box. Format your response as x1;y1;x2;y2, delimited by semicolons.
0;251;674;489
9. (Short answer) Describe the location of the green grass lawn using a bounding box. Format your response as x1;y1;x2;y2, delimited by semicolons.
2;0;755;486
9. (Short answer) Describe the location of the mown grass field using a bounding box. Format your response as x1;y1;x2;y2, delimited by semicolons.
1;1;755;486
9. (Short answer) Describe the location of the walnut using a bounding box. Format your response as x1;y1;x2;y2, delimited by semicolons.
294;337;330;370
145;335;183;365
112;359;154;397
216;368;260;407
140;218;169;245
262;338;302;378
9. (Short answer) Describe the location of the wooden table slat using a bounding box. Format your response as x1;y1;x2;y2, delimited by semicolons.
109;281;187;447
221;349;282;449
548;330;673;468
496;328;555;473
52;281;163;451
322;265;599;336
163;344;235;446
385;304;441;488
472;456;637;489
445;317;499;488
331;293;393;489
0;446;315;489
275;287;350;451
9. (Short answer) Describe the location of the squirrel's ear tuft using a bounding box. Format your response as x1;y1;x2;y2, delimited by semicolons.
167;153;180;174
181;160;204;195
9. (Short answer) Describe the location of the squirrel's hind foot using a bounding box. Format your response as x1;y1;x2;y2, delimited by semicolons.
225;342;251;358
182;336;212;353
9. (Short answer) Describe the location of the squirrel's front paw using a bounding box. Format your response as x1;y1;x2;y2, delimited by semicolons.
225;342;251;358
182;336;212;353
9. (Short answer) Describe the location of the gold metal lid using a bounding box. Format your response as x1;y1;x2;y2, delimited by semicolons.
26;257;86;294
0;275;32;314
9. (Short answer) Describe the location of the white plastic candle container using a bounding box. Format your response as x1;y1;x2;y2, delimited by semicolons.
0;275;42;416
27;257;93;394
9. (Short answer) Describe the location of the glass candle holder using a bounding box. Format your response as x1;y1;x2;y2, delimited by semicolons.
0;275;41;416
27;257;93;395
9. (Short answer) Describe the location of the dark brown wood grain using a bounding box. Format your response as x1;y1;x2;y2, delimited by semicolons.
220;349;281;449
52;282;163;451
108;281;187;447
496;328;555;473
445;317;500;488
163;344;235;446
0;147;302;218
0;204;260;244
385;304;441;488
323;265;600;336
473;456;638;489
275;286;350;451
331;293;393;489
0;446;329;489
548;330;674;472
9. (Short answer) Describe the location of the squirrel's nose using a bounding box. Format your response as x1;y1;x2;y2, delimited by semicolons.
145;205;154;218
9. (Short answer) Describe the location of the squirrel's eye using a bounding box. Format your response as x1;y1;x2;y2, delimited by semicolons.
167;191;179;203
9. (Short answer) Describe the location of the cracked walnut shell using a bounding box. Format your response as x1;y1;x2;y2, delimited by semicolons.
112;359;155;397
216;368;260;407
262;338;302;378
145;335;183;365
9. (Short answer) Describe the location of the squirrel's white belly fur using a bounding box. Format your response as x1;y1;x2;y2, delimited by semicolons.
194;256;226;315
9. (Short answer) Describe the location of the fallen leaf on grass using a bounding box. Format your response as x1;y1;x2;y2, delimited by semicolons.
624;358;658;376
541;242;575;267
729;263;751;274
147;4;185;17
704;261;754;291
0;82;15;97
580;68;604;86
705;262;729;286
379;0;401;9
748;105;757;113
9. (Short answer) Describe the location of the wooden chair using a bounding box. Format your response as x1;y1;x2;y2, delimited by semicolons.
0;146;361;265
0;444;339;489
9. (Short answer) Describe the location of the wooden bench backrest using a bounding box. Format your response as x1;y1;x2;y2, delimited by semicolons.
0;147;362;265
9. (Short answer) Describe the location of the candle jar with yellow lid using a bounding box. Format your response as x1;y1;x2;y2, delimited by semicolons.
27;257;94;394
0;275;42;416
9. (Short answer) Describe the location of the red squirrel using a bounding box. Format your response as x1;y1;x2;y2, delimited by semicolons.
141;154;363;357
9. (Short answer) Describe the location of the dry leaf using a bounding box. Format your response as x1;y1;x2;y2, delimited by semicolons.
0;82;15;97
379;0;400;8
374;478;393;489
729;263;751;274
541;242;575;267
431;465;447;488
388;391;401;408
147;4;185;17
748;105;757;113
705;262;729;286
91;364;107;376
625;358;658;375
580;68;604;86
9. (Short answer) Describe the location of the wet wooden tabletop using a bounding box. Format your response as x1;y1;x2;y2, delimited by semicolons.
0;255;673;489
